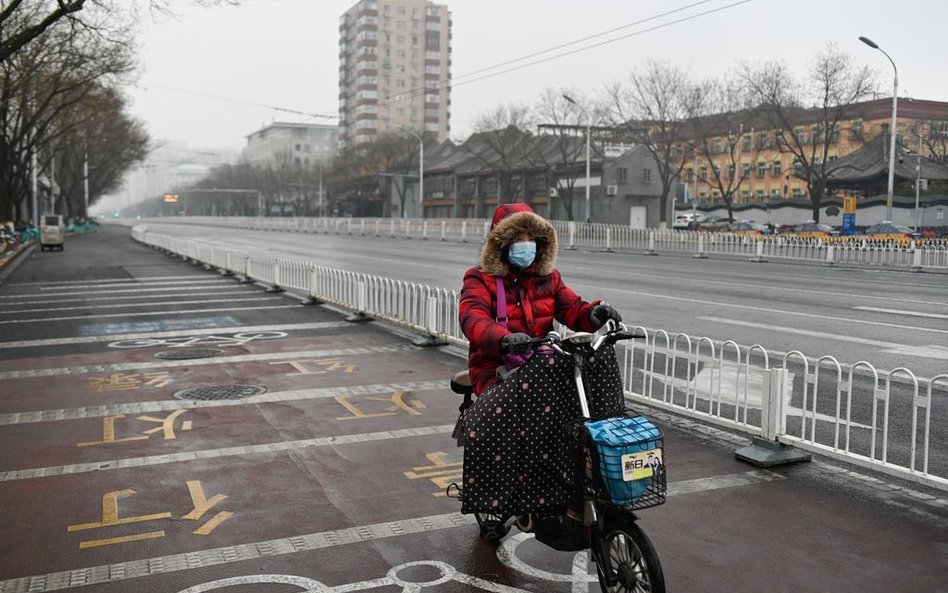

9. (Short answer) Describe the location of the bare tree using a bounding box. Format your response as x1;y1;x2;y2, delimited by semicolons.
468;103;535;203
0;0;241;65
530;88;594;221
683;75;762;222
325;132;422;217
741;43;876;221
0;6;136;221
607;59;692;226
51;87;149;217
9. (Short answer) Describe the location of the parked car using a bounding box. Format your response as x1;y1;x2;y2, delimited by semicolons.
694;216;734;232
783;221;839;239
860;222;920;243
727;221;770;236
673;213;707;230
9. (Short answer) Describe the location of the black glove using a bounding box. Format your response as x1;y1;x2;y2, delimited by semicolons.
501;332;532;354
590;303;622;326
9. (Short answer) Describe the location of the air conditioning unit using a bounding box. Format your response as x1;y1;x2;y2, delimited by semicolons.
549;187;559;198
606;184;618;196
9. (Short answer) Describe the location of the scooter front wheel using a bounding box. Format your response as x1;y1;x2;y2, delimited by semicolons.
593;514;664;593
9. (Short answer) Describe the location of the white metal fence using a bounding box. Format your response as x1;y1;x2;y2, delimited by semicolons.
127;216;948;271
132;225;948;491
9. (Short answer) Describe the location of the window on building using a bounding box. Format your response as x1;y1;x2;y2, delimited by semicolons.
742;162;751;177
727;163;735;179
698;166;707;180
712;164;720;179
757;132;768;149
741;189;751;201
642;168;652;184
294;143;301;151
742;136;752;151
397;50;406;58
618;167;628;184
756;162;767;177
396;20;405;29
397;35;405;44
397;5;405;14
685;168;694;182
772;160;782;176
830;124;840;143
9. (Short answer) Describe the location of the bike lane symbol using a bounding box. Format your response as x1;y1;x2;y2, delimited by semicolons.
175;542;597;592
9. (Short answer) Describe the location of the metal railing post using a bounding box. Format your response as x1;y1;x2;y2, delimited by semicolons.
644;231;658;256
568;222;576;250
693;235;708;259
911;247;923;272
461;220;467;243
750;240;767;263
735;368;810;467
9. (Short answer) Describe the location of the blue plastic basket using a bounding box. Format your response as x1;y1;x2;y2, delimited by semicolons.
586;415;664;506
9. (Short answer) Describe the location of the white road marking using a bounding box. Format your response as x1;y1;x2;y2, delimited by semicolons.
0;380;447;425
635;363;874;426
0;344;419;380
0;304;300;326
37;278;233;291
0;471;776;592
575;265;948;308
571;283;948;337
0;296;284;315
0;321;349;349
10;275;225;287
0;283;240;300
0;424;457;481
698;316;948;361
853;306;948;320
0;289;256;306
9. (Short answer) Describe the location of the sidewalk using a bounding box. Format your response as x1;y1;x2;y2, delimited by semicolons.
0;224;944;593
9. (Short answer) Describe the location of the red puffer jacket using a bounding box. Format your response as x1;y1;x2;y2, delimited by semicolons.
459;207;601;395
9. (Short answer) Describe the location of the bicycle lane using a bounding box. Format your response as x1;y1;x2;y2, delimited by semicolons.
0;226;945;593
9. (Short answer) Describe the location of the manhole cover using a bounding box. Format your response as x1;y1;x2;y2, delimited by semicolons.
172;384;267;401
155;348;225;360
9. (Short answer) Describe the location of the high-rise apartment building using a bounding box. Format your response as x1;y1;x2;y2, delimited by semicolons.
338;0;451;147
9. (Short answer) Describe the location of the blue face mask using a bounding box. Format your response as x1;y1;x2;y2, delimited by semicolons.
507;241;537;270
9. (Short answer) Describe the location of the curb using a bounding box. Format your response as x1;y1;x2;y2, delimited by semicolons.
0;241;37;287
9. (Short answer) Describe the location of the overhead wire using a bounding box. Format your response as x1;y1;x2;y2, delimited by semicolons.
137;0;755;122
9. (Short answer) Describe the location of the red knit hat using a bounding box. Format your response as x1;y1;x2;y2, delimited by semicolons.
490;203;534;229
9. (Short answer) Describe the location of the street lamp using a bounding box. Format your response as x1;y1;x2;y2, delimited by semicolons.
562;94;591;222
397;126;424;219
859;35;898;222
915;134;924;231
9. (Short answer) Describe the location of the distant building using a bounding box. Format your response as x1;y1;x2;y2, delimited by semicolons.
338;0;452;147
677;98;948;205
166;164;209;191
242;122;339;167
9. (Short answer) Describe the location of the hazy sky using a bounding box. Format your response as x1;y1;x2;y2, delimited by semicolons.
126;0;948;153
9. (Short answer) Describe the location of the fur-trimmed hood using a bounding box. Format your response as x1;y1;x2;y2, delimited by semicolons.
479;211;558;276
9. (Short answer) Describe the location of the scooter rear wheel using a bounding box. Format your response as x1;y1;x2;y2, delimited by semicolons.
593;514;664;593
474;512;511;540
